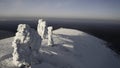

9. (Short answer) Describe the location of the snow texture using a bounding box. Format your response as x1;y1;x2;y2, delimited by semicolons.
37;19;46;39
47;26;54;46
0;28;120;68
12;24;42;67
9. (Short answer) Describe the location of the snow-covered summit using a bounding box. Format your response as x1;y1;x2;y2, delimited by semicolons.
0;28;120;68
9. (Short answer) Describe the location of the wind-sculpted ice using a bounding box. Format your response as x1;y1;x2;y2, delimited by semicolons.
12;24;41;67
37;19;46;39
47;26;54;46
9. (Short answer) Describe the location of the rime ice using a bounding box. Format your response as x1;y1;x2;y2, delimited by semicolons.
47;26;54;46
37;19;46;39
12;24;41;67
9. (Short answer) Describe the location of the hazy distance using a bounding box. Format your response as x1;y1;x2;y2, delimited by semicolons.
0;0;120;21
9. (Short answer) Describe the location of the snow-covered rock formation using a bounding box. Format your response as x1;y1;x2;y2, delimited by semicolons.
12;24;41;67
37;19;46;39
47;26;54;46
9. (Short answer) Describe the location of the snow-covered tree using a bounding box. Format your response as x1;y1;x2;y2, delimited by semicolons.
47;26;54;46
12;24;41;67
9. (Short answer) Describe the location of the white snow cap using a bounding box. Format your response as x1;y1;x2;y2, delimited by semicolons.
12;24;41;67
48;26;53;30
38;19;43;23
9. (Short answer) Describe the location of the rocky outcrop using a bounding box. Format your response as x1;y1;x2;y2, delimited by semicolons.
47;26;54;46
37;19;46;39
12;24;41;67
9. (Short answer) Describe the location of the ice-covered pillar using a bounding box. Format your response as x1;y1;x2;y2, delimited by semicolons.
41;21;46;39
37;19;46;39
47;26;54;46
12;24;31;67
12;24;41;67
37;19;43;37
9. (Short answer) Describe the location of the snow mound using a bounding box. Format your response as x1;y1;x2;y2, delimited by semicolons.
0;28;120;68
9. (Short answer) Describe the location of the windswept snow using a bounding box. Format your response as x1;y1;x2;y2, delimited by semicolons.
0;28;120;68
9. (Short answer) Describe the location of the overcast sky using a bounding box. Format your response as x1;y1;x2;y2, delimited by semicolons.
0;0;120;20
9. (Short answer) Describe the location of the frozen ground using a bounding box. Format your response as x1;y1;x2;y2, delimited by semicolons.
0;28;120;68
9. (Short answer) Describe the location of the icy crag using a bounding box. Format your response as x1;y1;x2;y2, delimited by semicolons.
37;19;47;40
12;24;42;67
12;19;54;67
47;26;54;46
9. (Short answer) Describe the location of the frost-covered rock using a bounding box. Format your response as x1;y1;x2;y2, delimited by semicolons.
12;24;41;67
47;26;54;46
37;19;46;39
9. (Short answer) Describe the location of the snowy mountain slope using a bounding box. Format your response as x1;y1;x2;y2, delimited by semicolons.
0;28;120;68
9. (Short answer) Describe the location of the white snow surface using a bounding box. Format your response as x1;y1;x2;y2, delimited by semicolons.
0;28;120;68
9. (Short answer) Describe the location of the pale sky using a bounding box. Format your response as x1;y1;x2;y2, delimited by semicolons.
0;0;120;20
